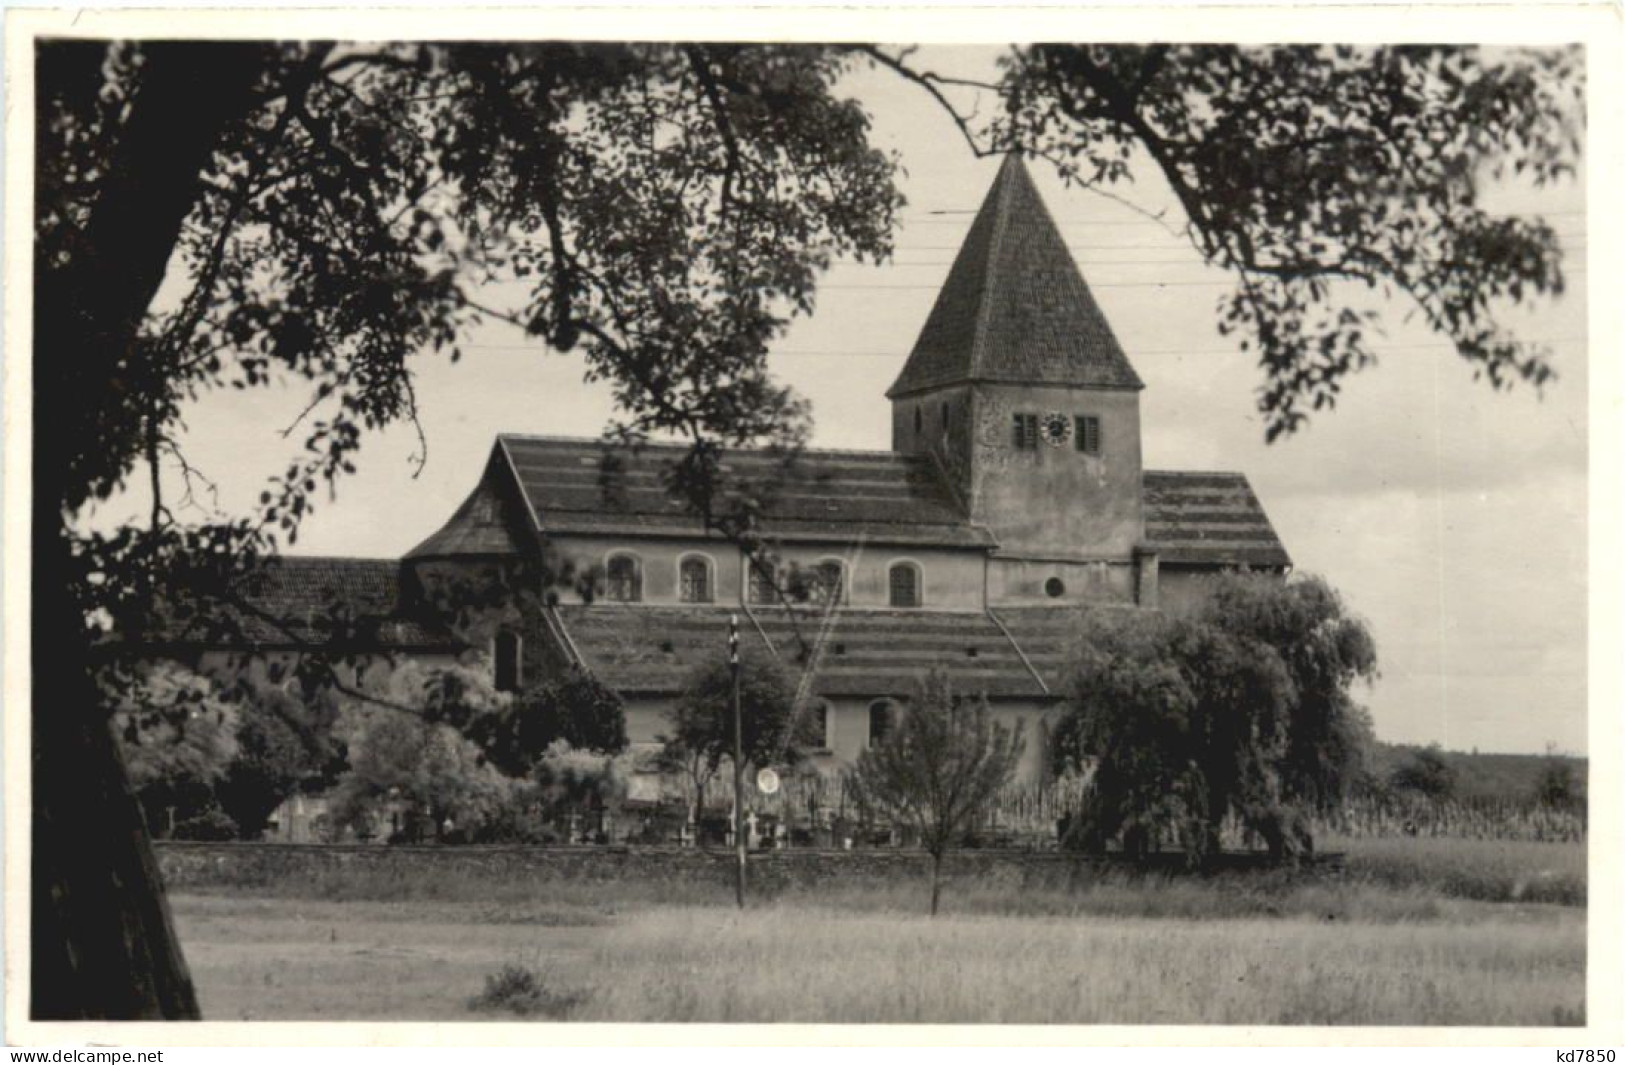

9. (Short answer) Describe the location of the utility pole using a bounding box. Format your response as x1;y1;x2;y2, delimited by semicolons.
729;613;746;908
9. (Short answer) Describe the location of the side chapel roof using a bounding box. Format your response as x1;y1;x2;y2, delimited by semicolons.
1142;471;1292;568
546;602;1121;699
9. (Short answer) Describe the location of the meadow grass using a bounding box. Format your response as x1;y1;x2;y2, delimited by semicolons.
171;892;1584;1025
166;835;1588;1025
1328;835;1586;905
570;906;1584;1025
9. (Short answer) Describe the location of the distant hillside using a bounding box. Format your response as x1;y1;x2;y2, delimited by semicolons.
1367;742;1588;804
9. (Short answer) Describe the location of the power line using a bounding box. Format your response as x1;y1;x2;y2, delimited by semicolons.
811;275;1586;290
829;257;1590;269
896;210;1587;227
762;337;1589;358
461;336;1588;358
885;241;1589;256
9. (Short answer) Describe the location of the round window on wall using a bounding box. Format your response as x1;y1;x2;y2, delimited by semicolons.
1044;577;1066;599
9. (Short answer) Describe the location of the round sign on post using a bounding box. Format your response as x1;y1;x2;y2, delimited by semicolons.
756;767;780;795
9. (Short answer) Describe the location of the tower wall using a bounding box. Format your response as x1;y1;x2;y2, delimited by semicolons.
967;384;1144;559
890;385;976;509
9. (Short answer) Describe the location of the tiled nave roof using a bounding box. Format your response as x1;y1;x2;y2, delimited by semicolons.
491;435;995;549
405;436;1291;568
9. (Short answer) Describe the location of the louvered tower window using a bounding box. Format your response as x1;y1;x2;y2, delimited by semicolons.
1012;413;1039;450
1075;415;1102;455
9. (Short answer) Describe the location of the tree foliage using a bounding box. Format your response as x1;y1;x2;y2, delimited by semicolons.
328;660;519;842
1389;745;1459;800
108;662;348;840
463;668;629;777
1534;756;1582;810
997;44;1581;439
847;670;1024;915
660;654;811;818
1053;574;1377;863
105;661;241;834
213;681;345;839
532;741;633;821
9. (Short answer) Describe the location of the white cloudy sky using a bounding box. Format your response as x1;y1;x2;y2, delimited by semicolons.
92;46;1589;756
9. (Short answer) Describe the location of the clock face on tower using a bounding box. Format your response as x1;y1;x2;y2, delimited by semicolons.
1039;411;1072;448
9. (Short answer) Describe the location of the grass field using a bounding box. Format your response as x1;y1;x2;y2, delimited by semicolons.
168;836;1586;1026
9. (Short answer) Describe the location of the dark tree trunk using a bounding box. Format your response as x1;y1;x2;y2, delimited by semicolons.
30;564;202;1019
31;40;267;1020
929;850;943;917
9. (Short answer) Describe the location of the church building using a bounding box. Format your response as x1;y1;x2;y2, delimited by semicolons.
200;155;1291;787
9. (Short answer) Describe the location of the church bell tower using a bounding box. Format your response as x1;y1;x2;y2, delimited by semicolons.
888;154;1150;602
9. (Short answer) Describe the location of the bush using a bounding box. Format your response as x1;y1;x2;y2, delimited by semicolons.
467;964;590;1019
468;791;557;844
1390;746;1457;799
171;806;240;841
468;669;629;776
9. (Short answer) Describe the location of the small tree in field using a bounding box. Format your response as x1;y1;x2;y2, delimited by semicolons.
847;671;1024;916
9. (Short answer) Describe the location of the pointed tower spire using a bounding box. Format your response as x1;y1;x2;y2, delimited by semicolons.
887;153;1143;399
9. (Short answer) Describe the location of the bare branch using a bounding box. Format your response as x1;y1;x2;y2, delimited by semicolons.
853;46;997;159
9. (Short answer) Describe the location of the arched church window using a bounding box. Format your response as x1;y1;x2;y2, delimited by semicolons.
914;406;923;436
810;699;833;750
810;560;845;605
679;555;714;603
747;558;778;605
493;630;522;692
888;561;922;608
868;700;896;747
605;553;642;602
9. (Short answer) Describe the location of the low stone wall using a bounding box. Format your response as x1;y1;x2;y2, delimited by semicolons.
155;840;1112;894
154;840;1333;895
